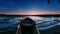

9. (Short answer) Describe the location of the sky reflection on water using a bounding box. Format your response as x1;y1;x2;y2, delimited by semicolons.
0;16;60;33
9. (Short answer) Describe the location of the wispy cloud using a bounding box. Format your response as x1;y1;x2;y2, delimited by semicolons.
0;0;60;12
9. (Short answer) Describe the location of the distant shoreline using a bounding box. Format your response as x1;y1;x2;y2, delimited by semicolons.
0;14;60;17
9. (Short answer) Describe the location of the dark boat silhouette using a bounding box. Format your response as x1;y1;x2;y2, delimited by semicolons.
16;17;40;34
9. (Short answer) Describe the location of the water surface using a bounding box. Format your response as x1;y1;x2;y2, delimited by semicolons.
0;16;60;34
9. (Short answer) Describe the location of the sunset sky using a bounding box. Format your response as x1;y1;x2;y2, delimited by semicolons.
0;0;60;15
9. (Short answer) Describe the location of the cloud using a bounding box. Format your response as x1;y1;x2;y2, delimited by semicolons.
0;0;60;12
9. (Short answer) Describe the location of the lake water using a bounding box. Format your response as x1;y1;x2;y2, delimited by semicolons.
0;16;60;34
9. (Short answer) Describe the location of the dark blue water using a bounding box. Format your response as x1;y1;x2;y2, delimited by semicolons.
0;16;60;34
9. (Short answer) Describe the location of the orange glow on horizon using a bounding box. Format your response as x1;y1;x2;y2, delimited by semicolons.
26;11;39;15
0;11;60;15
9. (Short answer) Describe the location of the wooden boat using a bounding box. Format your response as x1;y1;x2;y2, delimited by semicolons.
16;17;40;34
